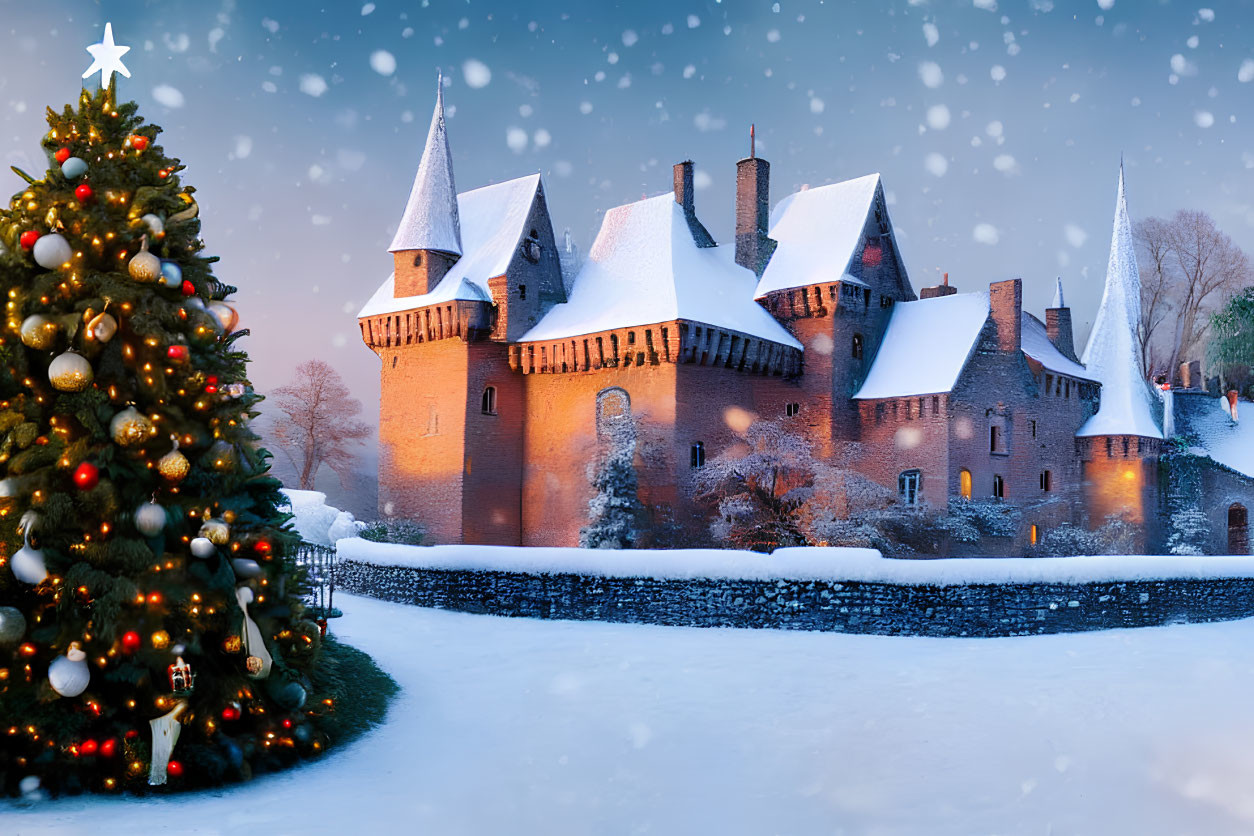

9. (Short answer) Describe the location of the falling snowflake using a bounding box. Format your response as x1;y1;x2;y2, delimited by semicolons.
918;61;944;88
370;50;396;76
972;223;1000;244
463;59;492;89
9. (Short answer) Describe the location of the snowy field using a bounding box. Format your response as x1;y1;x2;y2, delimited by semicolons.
7;595;1254;835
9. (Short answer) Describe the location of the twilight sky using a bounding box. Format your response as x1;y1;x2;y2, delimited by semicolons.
2;0;1253;433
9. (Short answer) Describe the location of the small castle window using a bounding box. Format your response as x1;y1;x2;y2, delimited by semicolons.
959;468;972;500
786;403;801;418
898;469;922;506
932;396;940;415
412;252;423;267
1030;524;1040;547
993;474;1005;499
481;386;497;416
519;284;527;300
852;333;864;360
990;425;1002;453
1040;470;1051;492
1031;420;1037;438
690;442;705;468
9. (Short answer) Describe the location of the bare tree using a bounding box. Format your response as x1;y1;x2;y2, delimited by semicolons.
271;360;371;490
1135;211;1251;381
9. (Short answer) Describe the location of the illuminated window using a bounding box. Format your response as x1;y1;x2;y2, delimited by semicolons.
898;469;922;506
1030;524;1039;546
959;468;972;500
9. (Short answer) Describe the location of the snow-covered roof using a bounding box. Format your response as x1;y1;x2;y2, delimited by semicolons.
854;291;990;399
360;174;543;318
520;194;801;349
389;79;463;255
1174;394;1254;479
754;173;883;299
1022;313;1096;382
1077;167;1163;439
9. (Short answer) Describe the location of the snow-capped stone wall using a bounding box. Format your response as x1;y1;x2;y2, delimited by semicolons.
335;542;1254;637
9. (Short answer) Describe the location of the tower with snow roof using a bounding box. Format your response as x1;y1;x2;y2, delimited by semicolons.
359;79;565;544
1075;166;1164;546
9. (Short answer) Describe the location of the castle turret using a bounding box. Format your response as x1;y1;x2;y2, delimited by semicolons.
389;73;462;297
1045;276;1078;363
735;125;776;276
1076;164;1163;545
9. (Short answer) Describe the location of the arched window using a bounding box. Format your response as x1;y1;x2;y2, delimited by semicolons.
852;333;864;360
1230;504;1249;555
481;386;497;415
596;387;630;438
898;469;921;506
959;468;972;500
690;442;705;468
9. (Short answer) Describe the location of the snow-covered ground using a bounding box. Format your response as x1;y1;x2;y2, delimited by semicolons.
7;594;1254;835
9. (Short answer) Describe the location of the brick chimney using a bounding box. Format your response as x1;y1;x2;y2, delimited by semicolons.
989;278;1022;353
1045;308;1077;362
674;160;715;247
920;271;958;300
734;125;776;275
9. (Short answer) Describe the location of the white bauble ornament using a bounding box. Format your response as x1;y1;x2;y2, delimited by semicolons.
141;214;165;237
32;233;73;270
207;302;239;333
48;351;92;392
110;407;153;446
199;518;230;545
48;642;89;697
190;537;215;558
86;311;117;343
135;501;167;536
231;558;262;579
11;535;46;585
184;296;205;312
160;260;182;288
0;606;26;646
20;314;59;350
60;157;88;179
128;236;161;282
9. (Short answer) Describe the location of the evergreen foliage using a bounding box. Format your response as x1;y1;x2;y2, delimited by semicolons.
0;86;340;795
1208;287;1254;397
580;416;643;549
359;518;425;546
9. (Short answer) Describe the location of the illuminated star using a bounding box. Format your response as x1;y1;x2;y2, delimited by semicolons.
82;22;132;86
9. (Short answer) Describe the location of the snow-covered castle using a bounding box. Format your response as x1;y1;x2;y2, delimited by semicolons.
358;85;1252;555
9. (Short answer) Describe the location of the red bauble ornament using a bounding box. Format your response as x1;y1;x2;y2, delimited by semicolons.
55;147;72;164
206;375;219;385
254;540;272;557
167;345;189;361
205;384;218;394
282;718;293;729
180;280;195;297
131;135;150;151
125;729;138;740
221;706;240;721
121;631;141;652
80;739;99;756
100;738;117;757
166;760;183;777
75;184;93;203
73;461;100;490
19;230;40;250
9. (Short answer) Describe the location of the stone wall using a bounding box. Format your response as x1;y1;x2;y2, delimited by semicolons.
337;558;1254;637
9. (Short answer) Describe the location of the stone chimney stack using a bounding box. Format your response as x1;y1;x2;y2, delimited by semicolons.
920;271;958;300
1045;276;1078;362
989;278;1023;354
735;124;776;275
673;159;715;247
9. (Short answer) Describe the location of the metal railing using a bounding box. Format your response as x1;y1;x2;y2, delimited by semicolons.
293;541;340;621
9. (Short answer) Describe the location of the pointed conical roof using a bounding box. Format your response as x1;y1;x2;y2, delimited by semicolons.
1077;165;1163;439
1050;276;1066;309
389;74;462;256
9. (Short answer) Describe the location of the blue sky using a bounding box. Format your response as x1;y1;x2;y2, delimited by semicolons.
2;0;1253;426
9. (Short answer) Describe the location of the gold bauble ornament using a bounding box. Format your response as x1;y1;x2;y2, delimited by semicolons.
244;656;263;676
158;441;190;483
223;635;242;654
20;315;59;350
110;407;153;447
150;630;170;650
86;311;118;343
127;235;161;282
48;351;92;392
199;518;230;545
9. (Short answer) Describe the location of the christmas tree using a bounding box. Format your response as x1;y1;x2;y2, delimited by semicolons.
0;55;332;794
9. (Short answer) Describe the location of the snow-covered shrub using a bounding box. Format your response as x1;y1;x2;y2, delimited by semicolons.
942;499;1021;543
280;488;366;546
359;518;426;546
580;414;644;549
1033;515;1138;556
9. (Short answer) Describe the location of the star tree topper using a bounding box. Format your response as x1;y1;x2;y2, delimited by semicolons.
82;22;132;86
